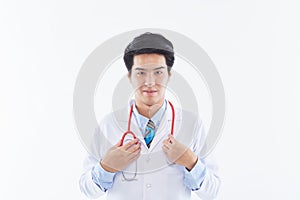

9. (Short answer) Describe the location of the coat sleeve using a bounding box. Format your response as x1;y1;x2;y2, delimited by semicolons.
79;125;110;199
191;117;221;200
79;155;107;198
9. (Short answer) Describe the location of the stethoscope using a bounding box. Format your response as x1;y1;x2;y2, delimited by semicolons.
120;101;175;181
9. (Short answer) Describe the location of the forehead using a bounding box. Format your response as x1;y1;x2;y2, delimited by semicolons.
133;53;166;67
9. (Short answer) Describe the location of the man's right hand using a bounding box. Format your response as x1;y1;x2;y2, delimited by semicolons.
100;138;141;173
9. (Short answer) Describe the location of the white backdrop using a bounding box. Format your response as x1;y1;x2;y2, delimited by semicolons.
0;0;299;200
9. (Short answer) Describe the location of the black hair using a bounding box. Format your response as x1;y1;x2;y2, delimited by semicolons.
123;48;174;73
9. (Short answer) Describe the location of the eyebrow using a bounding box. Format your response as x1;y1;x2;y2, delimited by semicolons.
134;66;166;71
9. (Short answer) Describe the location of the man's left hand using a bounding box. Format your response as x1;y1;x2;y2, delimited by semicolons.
162;135;198;171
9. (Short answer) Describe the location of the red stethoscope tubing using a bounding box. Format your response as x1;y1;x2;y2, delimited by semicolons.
120;101;175;146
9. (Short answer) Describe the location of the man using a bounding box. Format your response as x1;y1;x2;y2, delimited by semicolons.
79;32;220;200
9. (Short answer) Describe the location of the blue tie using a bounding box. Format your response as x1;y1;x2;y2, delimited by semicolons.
144;120;155;148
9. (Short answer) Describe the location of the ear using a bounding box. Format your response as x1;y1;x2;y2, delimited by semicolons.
167;70;172;83
127;71;131;81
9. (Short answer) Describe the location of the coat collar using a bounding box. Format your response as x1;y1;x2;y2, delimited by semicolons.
113;100;182;152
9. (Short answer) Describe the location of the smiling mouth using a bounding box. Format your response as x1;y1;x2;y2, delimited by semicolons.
143;90;157;93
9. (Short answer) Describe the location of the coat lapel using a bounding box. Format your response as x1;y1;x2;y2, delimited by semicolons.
114;101;182;153
148;101;178;152
113;106;148;148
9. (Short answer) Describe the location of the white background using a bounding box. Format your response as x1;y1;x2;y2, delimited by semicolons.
0;0;299;200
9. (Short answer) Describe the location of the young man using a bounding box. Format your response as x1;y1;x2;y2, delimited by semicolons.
79;32;220;200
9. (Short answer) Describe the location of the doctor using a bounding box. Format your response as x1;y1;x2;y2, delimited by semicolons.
79;32;220;200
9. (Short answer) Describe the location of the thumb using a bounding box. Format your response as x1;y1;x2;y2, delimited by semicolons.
169;134;175;144
114;140;122;147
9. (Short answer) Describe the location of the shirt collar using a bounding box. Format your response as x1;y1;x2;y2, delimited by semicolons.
131;99;167;133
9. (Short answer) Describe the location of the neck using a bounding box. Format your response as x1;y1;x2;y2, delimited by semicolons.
135;99;164;119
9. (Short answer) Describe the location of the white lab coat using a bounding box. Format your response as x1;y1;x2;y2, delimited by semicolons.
79;102;220;200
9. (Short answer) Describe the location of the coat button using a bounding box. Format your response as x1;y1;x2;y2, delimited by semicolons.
146;183;151;189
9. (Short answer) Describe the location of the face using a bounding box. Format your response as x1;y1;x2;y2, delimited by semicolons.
128;53;171;108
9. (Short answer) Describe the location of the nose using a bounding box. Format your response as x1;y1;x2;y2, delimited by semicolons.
144;72;155;87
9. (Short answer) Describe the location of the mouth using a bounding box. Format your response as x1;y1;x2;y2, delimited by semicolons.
142;90;158;95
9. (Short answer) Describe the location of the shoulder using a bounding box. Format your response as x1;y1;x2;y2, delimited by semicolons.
175;106;204;126
96;107;128;132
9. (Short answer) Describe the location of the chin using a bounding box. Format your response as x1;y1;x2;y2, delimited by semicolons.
135;91;165;106
142;97;164;107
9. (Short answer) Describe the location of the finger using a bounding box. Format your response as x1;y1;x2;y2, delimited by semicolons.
128;148;141;161
126;140;141;151
127;143;141;153
128;152;141;162
128;145;141;156
162;145;169;153
163;139;168;145
122;138;138;149
169;135;175;144
163;140;172;149
163;138;172;146
110;140;121;150
115;140;122;147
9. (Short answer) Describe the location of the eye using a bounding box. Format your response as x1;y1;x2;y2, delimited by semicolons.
137;71;145;75
155;71;163;75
